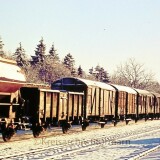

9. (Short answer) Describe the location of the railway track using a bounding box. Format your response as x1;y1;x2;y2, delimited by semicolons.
0;120;160;160
128;145;160;160
139;147;160;160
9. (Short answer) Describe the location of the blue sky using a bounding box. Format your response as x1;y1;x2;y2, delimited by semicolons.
1;0;160;81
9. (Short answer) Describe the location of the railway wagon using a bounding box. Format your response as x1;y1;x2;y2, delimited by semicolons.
134;88;155;120
0;57;26;141
20;86;84;136
111;84;137;124
152;92;160;119
52;77;116;129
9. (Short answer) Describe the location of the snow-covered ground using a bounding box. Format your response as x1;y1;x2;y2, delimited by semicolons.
0;120;160;160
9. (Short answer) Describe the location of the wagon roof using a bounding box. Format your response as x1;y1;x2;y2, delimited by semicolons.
111;84;137;94
151;92;160;97
75;78;116;91
133;88;153;96
53;77;115;91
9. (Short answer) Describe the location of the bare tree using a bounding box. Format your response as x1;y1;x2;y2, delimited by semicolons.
145;81;160;93
111;58;155;89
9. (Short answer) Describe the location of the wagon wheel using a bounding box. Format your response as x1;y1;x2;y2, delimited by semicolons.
33;131;40;138
101;123;105;128
62;126;68;134
82;125;86;131
135;118;138;123
2;127;15;142
32;125;42;138
126;120;129;125
2;132;11;142
114;121;117;127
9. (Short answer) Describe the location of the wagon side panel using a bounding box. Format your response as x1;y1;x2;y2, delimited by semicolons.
58;92;67;121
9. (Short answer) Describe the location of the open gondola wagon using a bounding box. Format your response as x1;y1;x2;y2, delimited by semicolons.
0;57;26;141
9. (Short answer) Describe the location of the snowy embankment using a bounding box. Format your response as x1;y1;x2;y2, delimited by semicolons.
0;120;160;160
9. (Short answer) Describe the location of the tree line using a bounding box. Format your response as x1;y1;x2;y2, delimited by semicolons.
0;36;160;93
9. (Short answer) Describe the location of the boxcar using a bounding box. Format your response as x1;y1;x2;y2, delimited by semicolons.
96;82;116;122
134;88;154;120
52;77;116;125
151;92;160;119
110;84;137;123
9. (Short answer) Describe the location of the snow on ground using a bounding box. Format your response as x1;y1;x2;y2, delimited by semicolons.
0;120;160;160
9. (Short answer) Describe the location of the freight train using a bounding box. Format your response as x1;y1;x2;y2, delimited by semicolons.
52;77;160;126
0;58;160;141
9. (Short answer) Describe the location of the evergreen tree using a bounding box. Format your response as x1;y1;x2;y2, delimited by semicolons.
49;43;59;61
13;42;28;67
0;36;4;57
31;37;46;64
102;70;110;83
78;65;83;77
63;53;76;76
89;65;110;83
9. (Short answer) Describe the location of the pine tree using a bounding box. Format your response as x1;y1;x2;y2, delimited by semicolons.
46;43;60;66
89;65;110;82
31;37;46;64
102;70;110;83
78;65;83;77
95;65;103;81
49;43;59;61
63;53;76;76
13;42;28;67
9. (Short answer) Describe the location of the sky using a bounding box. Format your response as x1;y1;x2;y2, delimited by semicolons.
1;0;160;81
